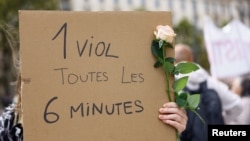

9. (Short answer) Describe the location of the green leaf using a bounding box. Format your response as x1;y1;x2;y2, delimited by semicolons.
174;62;199;75
173;76;188;92
165;57;175;64
187;94;200;110
151;40;162;58
159;40;172;49
178;92;188;100
159;40;165;48
176;98;187;107
163;62;175;73
154;60;162;68
176;92;188;107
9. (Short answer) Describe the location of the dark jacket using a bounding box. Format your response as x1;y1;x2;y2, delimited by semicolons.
181;81;224;141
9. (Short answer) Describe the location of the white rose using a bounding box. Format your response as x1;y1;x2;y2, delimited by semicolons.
154;25;176;43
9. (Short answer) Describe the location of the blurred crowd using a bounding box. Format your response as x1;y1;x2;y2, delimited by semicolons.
175;43;250;141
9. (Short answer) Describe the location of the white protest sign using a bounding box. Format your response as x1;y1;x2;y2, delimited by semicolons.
204;17;250;79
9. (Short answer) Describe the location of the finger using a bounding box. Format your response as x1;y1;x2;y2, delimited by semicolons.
159;113;187;128
162;119;186;133
158;113;182;122
159;107;187;119
162;102;178;108
159;106;182;115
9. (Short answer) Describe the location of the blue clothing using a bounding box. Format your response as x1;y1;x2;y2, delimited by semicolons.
181;81;224;141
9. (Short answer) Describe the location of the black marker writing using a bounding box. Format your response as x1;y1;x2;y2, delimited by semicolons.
52;23;119;59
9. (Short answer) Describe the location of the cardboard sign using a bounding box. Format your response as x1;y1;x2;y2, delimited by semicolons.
19;11;175;141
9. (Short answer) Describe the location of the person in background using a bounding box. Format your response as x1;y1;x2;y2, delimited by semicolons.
0;74;23;141
230;76;250;124
175;43;243;141
230;76;243;96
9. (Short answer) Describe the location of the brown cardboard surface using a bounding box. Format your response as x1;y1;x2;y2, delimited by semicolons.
19;11;175;141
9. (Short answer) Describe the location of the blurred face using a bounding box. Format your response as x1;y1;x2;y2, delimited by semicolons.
231;78;242;96
174;45;193;64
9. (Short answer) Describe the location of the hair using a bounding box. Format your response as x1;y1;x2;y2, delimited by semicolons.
6;29;23;124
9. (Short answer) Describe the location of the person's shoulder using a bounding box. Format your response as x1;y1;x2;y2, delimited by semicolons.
241;96;250;103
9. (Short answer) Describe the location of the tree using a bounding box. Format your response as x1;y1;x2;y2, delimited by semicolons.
174;18;210;72
0;0;59;110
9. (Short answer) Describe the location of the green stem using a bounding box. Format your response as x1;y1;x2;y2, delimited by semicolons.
162;43;172;102
191;109;206;125
176;131;181;141
165;71;172;102
161;40;177;140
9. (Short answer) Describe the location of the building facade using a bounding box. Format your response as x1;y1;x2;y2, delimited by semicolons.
61;0;250;29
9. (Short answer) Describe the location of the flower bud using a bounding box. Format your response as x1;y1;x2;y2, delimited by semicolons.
154;25;176;43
